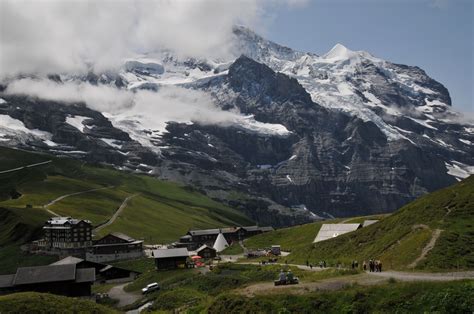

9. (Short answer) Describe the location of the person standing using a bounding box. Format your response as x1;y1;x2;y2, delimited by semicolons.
363;261;367;271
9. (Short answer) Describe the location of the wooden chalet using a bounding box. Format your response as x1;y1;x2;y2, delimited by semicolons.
0;264;95;297
152;248;190;270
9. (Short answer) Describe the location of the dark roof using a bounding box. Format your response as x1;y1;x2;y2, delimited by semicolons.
188;229;221;236
243;226;274;232
99;265;140;274
13;264;76;285
0;274;15;288
110;232;136;242
242;225;259;232
1;265;96;288
92;240;143;247
153;248;189;259
75;268;95;283
188;227;241;236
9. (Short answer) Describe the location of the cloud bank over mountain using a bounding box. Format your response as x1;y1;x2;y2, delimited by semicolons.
0;0;305;78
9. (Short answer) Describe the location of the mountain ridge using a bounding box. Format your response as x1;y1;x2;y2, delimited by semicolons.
0;26;472;223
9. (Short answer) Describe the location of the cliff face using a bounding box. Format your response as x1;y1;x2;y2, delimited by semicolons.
0;28;472;226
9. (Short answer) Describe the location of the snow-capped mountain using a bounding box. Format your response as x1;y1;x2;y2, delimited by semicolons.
0;26;472;225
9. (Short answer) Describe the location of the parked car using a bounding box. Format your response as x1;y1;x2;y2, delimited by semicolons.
274;277;299;286
142;282;160;294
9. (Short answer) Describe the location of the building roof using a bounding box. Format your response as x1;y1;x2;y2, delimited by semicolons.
362;220;379;227
75;268;96;283
92;240;143;247
153;248;189;259
242;226;259;232
213;233;229;252
13;264;77;285
50;256;84;265
188;228;238;236
44;217;91;226
110;232;136;242
313;223;361;243
187;226;273;237
0;274;15;288
196;244;216;253
0;264;96;288
242;226;274;232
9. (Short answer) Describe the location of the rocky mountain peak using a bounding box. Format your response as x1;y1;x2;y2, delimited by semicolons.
228;55;313;106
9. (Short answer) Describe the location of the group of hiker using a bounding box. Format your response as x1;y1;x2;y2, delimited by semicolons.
278;269;295;282
303;259;383;272
363;259;383;272
306;260;326;270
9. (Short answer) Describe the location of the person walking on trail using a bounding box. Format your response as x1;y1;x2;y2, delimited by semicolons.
306;260;309;267
351;261;355;269
375;260;382;272
319;261;323;269
279;269;287;282
363;261;367;271
369;259;373;272
323;260;326;268
309;264;313;270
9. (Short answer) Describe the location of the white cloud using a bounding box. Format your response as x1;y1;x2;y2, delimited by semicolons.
4;78;290;136
5;78;134;112
0;0;307;78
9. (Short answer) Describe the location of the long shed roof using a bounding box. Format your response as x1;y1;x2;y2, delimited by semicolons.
153;248;189;259
313;223;361;243
13;264;77;285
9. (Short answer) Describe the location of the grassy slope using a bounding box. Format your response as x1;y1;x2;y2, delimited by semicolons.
0;292;117;313
0;207;59;274
0;147;252;240
0;147;253;272
247;176;474;271
112;260;471;313
208;281;474;314
117;261;358;312
221;242;244;255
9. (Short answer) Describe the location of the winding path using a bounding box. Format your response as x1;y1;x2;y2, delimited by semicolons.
0;160;52;174
237;270;474;297
408;228;443;268
94;193;139;232
367;270;474;281
108;283;140;308
43;186;112;217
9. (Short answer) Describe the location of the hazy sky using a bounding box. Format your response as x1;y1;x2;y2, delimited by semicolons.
265;0;473;112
